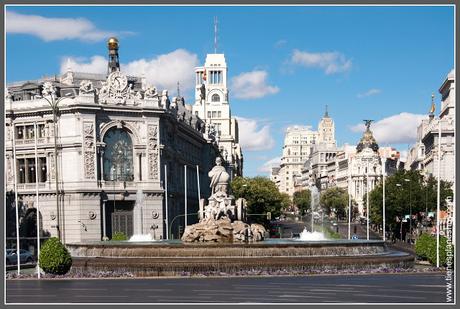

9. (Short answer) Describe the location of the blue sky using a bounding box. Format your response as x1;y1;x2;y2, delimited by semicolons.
6;5;454;177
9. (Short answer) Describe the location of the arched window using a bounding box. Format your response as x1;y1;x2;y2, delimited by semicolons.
103;127;134;181
211;94;220;102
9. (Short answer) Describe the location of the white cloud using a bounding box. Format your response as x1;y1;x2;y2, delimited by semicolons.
357;88;381;98
258;156;282;173
350;112;426;144
60;49;199;92
6;11;117;42
290;49;352;74
275;39;287;48
231;70;279;99
235;117;275;151
123;49;199;92
399;150;408;162
60;56;107;74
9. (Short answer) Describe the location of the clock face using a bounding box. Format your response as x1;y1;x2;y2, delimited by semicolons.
108;71;128;91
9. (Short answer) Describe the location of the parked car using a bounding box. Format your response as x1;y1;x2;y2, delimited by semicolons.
5;249;35;265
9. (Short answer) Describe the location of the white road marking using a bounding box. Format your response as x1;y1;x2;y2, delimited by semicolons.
353;293;426;300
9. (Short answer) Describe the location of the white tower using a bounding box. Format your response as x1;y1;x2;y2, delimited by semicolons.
318;105;336;146
192;18;243;178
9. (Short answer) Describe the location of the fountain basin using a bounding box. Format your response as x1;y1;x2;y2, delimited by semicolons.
67;239;414;277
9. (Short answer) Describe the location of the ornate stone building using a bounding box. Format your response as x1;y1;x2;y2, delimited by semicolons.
406;69;455;189
348;122;383;215
5;38;220;243
192;53;243;179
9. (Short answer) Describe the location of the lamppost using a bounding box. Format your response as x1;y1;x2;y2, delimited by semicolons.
396;183;403;241
36;85;73;241
404;178;412;243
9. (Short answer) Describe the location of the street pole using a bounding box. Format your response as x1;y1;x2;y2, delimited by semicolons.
34;122;41;278
196;165;201;202
436;119;441;268
382;158;386;242
348;177;351;240
12;124;20;275
366;161;370;240
184;165;187;228
164;164;169;240
52;109;61;241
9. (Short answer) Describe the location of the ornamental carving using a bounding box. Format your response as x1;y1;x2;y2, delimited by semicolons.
147;124;159;180
79;80;95;94
7;155;14;184
98;71;129;105
83;122;96;179
144;86;158;99
49;153;55;180
42;82;56;97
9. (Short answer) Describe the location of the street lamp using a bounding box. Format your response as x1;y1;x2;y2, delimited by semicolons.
36;87;73;241
396;183;403;241
404;178;412;243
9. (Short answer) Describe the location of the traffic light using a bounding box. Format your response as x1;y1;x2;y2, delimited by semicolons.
267;212;271;220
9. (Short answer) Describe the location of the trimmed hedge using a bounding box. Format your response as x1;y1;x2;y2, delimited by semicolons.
39;237;72;275
415;233;452;266
112;231;128;241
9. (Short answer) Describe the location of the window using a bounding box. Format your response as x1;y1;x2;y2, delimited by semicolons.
207;111;212;118
217;111;221;118
209;71;222;84
16;127;24;139
212;111;217;118
211;94;220;102
17;159;25;183
16;157;47;183
103;128;134;181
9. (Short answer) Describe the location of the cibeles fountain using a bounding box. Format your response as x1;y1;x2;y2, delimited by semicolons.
181;157;267;243
67;159;414;277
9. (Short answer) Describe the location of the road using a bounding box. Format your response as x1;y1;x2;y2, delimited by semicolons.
6;273;451;303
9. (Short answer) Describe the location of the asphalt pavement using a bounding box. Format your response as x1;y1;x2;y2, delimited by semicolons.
6;273;451;303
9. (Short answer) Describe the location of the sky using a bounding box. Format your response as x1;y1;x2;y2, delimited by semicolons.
5;5;455;177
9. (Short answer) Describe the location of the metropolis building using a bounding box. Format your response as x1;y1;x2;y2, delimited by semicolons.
5;38;225;243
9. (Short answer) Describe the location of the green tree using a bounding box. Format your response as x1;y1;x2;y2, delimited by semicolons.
231;176;285;225
368;170;453;235
279;192;292;212
293;189;311;215
320;187;348;220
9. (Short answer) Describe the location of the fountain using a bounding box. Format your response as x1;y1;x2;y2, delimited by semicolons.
128;234;157;242
297;227;327;241
66;159;415;277
310;184;320;232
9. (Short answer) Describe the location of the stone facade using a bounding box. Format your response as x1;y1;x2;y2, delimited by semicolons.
5;40;220;243
406;69;455;189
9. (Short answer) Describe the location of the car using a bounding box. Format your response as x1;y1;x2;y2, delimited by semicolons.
6;249;35;265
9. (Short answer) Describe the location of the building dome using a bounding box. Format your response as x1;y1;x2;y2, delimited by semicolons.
356;127;379;153
107;37;119;50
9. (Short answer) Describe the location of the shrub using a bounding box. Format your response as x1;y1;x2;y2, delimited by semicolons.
39;237;72;275
415;233;453;266
415;233;433;260
112;231;128;241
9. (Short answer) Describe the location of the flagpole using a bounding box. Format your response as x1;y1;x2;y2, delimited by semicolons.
184;165;188;228
196;165;201;202
366;161;370;241
34;123;41;278
436;119;441;268
348;175;351;240
12;124;20;275
382;157;386;242
164;164;169;240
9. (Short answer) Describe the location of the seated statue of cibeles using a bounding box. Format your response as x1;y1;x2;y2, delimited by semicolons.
207;157;233;220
